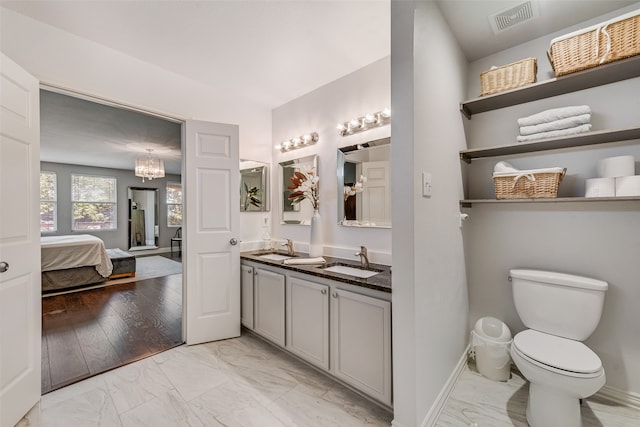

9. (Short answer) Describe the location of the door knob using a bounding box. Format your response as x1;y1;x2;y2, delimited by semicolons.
0;261;8;273
230;238;238;246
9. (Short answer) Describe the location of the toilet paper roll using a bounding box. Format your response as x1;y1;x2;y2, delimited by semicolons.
585;178;615;197
615;176;640;197
597;155;635;178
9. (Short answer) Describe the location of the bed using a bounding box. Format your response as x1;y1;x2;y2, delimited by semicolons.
41;235;114;293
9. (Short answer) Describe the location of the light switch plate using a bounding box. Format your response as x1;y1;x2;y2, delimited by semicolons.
422;172;432;197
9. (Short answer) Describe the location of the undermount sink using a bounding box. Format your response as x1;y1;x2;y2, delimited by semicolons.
258;253;294;261
322;264;381;279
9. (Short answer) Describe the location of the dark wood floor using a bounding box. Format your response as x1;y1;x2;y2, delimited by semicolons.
41;270;183;394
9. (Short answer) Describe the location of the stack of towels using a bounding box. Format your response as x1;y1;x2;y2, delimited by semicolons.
517;105;592;142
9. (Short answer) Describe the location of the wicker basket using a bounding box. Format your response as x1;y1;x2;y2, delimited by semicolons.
548;10;640;77
480;58;537;96
493;168;566;199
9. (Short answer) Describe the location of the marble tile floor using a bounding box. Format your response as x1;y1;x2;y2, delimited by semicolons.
18;332;393;427
435;361;640;427
18;335;640;427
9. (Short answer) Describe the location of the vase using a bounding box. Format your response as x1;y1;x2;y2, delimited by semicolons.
308;208;323;257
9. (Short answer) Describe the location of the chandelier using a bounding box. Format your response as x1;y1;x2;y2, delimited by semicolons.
135;149;165;182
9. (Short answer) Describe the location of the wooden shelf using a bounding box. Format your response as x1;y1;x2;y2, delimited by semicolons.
460;196;640;208
460;127;640;163
460;56;640;119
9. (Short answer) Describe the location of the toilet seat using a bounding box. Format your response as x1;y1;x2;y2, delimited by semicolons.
513;330;603;378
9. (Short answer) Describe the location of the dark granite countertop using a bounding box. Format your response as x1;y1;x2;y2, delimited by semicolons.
241;250;392;293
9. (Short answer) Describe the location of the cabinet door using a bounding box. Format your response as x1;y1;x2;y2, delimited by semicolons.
331;289;392;406
254;268;286;346
286;277;329;369
240;265;254;329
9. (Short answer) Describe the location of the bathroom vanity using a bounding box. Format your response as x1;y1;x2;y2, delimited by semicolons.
240;250;392;407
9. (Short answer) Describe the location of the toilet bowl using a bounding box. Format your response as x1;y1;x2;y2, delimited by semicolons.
511;330;605;427
509;269;608;427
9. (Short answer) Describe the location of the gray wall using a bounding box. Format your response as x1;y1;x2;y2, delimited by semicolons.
41;161;181;250
464;4;640;395
391;2;471;426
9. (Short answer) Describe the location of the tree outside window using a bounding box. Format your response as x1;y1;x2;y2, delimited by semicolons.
71;174;117;231
40;171;57;232
166;182;183;227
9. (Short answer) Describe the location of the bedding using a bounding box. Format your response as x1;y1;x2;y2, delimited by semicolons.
41;235;113;292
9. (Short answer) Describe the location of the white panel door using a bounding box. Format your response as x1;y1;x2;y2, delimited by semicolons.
0;53;41;427
330;288;392;406
184;120;240;345
286;277;329;369
361;161;391;226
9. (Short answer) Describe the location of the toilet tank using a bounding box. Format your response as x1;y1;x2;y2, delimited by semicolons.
509;269;608;341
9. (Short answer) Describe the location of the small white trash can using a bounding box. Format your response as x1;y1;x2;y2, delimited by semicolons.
470;317;512;381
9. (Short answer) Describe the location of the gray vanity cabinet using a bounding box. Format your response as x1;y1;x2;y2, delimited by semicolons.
240;264;254;330
330;288;392;406
254;268;286;346
286;277;330;369
240;259;392;407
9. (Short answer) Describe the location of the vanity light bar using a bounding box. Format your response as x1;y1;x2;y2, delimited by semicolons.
337;108;391;136
275;132;319;152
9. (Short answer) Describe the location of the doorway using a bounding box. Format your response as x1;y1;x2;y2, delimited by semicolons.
39;88;185;393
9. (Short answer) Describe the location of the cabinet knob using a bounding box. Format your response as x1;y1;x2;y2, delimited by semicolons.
320;289;327;295
332;292;338;298
0;261;8;273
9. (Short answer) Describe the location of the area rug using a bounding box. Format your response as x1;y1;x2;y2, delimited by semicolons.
106;255;182;285
43;256;182;297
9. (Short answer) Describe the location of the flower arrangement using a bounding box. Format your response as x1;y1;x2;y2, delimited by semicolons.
243;182;262;210
344;175;367;201
287;165;319;210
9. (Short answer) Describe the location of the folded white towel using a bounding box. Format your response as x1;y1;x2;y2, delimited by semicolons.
283;257;326;265
516;124;592;142
517;105;591;127
520;113;591;136
493;161;519;173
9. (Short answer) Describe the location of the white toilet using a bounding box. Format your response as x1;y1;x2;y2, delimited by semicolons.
509;269;608;427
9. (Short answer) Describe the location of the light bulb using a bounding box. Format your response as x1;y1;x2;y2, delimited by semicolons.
336;123;347;131
381;107;391;118
364;113;376;123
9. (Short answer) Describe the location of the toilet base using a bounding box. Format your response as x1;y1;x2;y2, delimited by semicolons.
527;383;582;427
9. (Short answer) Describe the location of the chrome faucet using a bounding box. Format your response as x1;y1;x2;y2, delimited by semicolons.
282;239;295;256
355;246;370;269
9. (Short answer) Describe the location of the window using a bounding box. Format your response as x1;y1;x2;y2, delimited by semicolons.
71;174;117;231
166;182;183;226
40;171;57;233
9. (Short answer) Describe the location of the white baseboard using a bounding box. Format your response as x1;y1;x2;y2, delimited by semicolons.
420;345;470;427
596;385;640;410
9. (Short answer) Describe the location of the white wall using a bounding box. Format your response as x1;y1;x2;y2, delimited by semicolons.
391;2;470;426
271;57;392;264
464;3;640;395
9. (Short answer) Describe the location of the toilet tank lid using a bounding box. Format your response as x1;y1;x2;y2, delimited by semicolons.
510;269;608;291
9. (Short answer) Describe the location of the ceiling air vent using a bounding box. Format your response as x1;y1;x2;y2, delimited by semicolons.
489;1;539;34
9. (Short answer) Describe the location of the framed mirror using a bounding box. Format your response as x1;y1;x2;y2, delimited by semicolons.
128;187;159;250
337;137;391;228
280;154;318;224
240;159;269;212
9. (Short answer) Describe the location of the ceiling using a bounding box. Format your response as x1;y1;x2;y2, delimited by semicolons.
3;0;637;173
436;0;638;61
